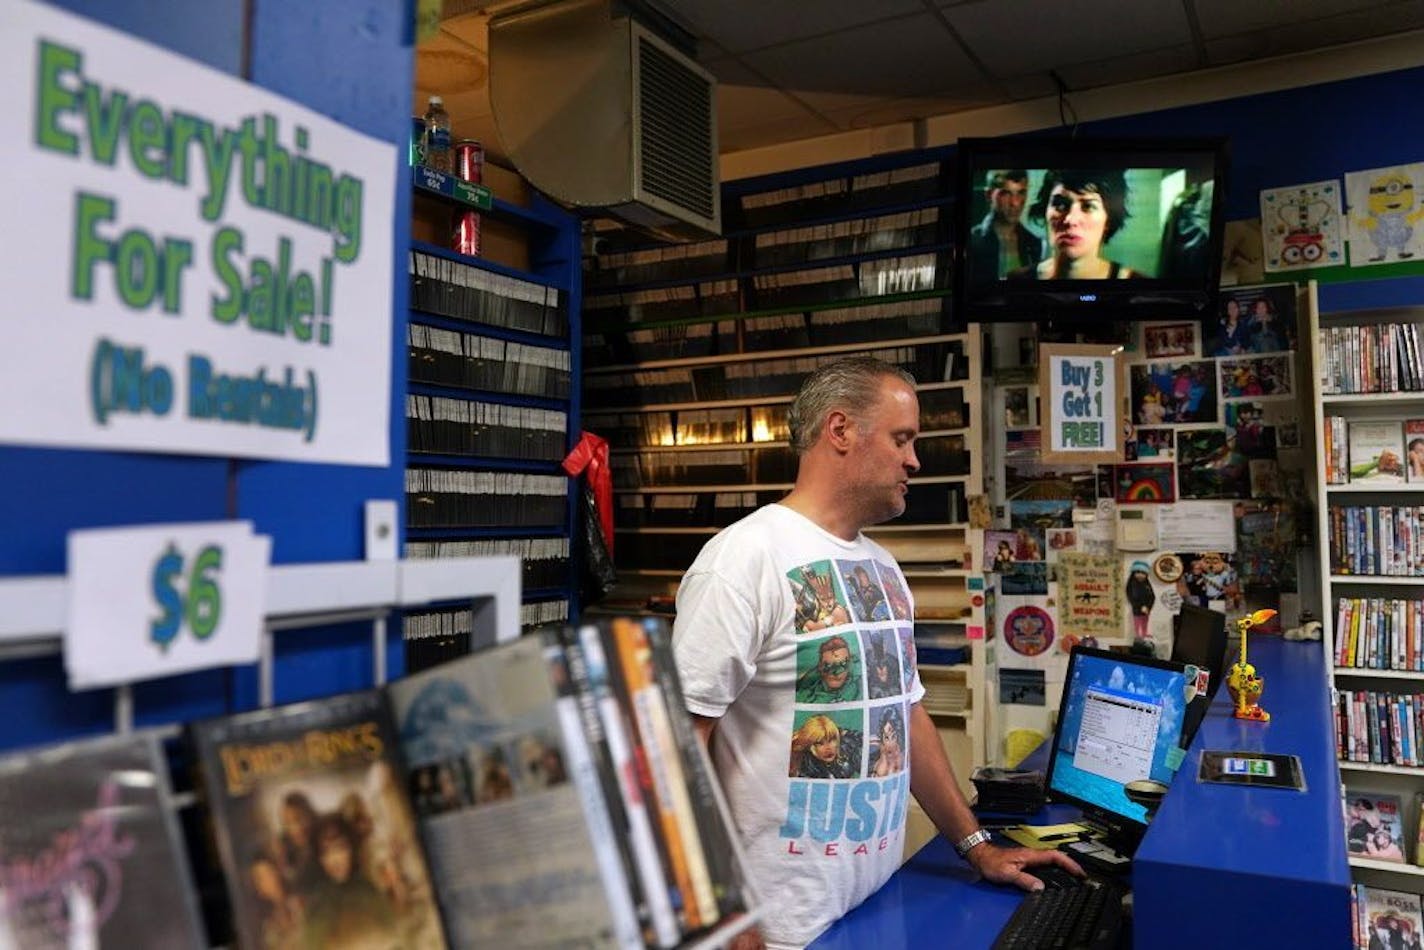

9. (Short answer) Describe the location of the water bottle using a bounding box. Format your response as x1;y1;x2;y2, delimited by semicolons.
422;95;452;174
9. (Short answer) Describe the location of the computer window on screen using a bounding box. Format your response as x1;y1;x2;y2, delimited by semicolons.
1074;688;1163;785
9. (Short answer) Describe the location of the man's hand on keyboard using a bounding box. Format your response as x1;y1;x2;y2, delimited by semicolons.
966;843;1086;892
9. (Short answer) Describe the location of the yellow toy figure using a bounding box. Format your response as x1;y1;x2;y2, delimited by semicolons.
1227;608;1278;722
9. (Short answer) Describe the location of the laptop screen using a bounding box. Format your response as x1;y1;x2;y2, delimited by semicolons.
1046;646;1189;834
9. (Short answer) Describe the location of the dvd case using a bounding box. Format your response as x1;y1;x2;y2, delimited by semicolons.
190;689;448;949
387;633;640;949
0;731;206;949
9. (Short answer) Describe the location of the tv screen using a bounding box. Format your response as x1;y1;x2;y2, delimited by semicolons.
953;137;1229;322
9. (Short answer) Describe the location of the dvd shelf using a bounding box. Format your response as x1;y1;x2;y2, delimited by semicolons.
405;177;582;672
1312;292;1424;895
408;324;572;399
581;148;990;840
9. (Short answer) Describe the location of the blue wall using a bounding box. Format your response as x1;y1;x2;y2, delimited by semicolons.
0;0;414;749
1077;64;1424;312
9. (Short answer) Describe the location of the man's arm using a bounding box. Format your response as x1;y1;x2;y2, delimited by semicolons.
908;702;1081;890
692;713;718;752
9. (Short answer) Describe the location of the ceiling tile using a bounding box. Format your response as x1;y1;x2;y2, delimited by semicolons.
941;0;1190;78
1193;0;1393;38
1206;5;1424;64
659;0;924;55
742;13;994;101
717;112;841;153
819;93;1004;131
717;84;824;129
1053;43;1200;93
999;72;1061;101
700;55;772;87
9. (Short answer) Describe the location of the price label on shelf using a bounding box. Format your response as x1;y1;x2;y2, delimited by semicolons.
65;522;270;690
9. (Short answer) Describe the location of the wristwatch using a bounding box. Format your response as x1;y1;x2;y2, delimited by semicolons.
954;828;992;857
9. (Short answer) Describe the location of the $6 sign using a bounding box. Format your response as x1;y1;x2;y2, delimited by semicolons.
150;543;223;649
66;522;268;690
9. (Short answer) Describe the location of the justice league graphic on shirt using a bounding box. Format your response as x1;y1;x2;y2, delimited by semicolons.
782;558;917;860
840;558;892;622
672;504;930;947
789;560;852;634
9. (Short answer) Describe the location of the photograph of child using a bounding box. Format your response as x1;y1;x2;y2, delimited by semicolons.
1219;356;1293;398
1226;403;1278;459
1130;360;1219;425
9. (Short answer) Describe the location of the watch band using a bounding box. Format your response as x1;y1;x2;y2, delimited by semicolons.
955;828;992;857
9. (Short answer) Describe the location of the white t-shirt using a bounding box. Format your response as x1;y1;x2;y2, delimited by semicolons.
673;504;925;949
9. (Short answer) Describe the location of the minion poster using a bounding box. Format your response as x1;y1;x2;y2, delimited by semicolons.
1057;552;1122;640
1345;163;1424;267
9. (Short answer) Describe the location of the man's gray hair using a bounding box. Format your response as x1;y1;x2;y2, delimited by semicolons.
787;357;916;455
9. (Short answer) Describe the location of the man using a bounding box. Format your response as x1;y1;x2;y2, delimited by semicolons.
967;169;1042;280
673;357;1080;949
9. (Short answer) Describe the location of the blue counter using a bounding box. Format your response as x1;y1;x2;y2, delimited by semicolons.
1132;637;1351;948
811;638;1350;948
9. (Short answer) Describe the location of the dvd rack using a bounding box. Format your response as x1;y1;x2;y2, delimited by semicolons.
1334;597;1424;672
750;208;942;270
1311;293;1424;896
405;469;568;529
580;148;991;800
585;236;732;289
406;395;567;461
587;387;966;451
408;324;572;399
0;557;759;949
583;339;965;408
410;246;568;338
404;179;582;676
733;161;944;231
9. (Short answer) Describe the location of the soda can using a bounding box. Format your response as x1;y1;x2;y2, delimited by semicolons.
410;116;426;167
454;209;482;257
454;140;484;183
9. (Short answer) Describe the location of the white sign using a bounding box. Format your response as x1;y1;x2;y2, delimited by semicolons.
66;522;270;690
1038;343;1125;464
1157;501;1237;553
0;2;396;465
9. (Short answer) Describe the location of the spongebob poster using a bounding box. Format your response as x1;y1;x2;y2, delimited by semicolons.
1345;163;1424;267
1259;179;1344;272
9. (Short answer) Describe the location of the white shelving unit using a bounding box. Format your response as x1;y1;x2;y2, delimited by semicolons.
1311;287;1424;894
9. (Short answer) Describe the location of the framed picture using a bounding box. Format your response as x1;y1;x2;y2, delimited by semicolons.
1143;322;1197;359
1038;343;1127;465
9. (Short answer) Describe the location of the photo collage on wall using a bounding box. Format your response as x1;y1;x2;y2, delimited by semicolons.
989;281;1305;671
1133;282;1303;507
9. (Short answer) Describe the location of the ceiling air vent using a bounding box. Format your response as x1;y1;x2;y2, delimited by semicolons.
489;0;720;240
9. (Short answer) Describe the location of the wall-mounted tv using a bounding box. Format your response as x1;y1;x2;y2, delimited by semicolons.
952;137;1230;323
